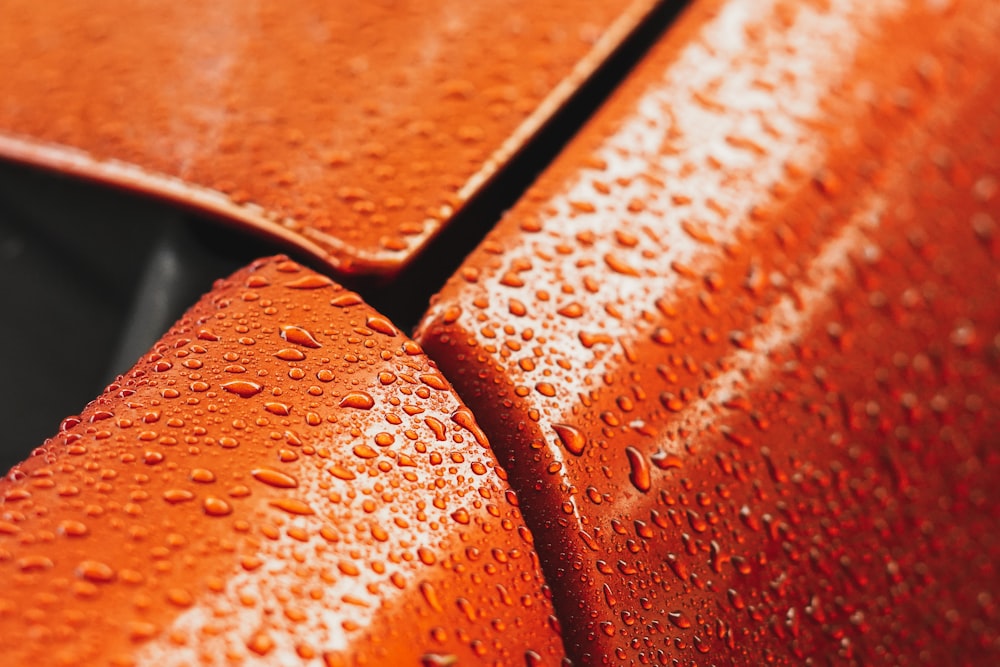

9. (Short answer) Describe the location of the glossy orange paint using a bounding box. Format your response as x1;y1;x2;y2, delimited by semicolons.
416;0;1000;663
0;257;566;666
0;0;661;276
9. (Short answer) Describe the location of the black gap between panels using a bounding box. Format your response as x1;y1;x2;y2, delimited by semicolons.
0;0;687;474
362;0;689;332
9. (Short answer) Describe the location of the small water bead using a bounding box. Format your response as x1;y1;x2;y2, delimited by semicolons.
557;302;584;318
330;293;364;307
190;468;216;483
420;374;448;391
57;520;89;537
166;588;194;608
668;611;692;629
76;560;115;583
338;561;360;577
275;348;306;361
651;451;683;470
17;555;54;572
129;621;160;641
284;274;334;289
420;654;458;667
202;496;233;517
163;489;195;504
269;498;315;515
247;633;276;656
264;402;292;416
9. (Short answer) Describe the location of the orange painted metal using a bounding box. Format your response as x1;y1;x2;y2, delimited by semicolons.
416;0;1000;663
0;0;661;276
0;257;566;666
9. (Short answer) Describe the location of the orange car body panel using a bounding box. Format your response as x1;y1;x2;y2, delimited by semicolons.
416;0;1000;663
1;0;999;665
0;257;566;666
0;0;661;276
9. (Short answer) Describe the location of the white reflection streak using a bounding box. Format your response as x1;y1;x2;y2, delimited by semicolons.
134;405;468;665
491;0;904;532
132;506;397;666
542;0;902;418
169;1;259;178
675;194;881;441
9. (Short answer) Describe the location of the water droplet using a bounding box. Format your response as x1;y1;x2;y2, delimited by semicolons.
557;302;584;318
420;581;443;612
603;583;617;607
451;408;488;447
330;293;364;307
553;423;585;455
247;633;275;656
535;382;556;397
420;373;448;391
328;465;356;480
275;348;307;361
338;561;360;576
190;468;216;483
284;275;334;289
166;588;193;608
58;520;89;537
651;451;683;470
339;391;375;410
418;547;437;565
625;446;651;492
252;468;299;489
203;496;233;516
652;327;675;346
604;253;640;276
353;444;378;459
222;381;263;398
281;325;322;348
668;610;692;628
365;315;398;336
163;489;195;504
264;402;292;416
76;560;115;583
17;555;53;572
269;498;315;515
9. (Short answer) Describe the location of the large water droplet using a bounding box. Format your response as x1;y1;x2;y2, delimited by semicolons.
281;325;322;348
339;391;375;410
252;468;299;489
553;423;585;455
222;381;263;398
625;446;651;492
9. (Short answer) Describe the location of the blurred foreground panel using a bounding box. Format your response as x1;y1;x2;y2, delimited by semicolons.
0;0;664;276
